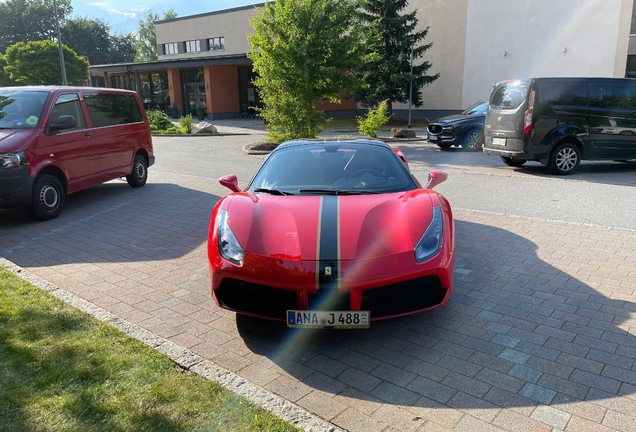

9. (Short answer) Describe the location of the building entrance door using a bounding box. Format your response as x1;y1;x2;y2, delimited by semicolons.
184;83;206;116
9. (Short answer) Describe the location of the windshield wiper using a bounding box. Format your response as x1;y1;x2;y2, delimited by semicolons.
298;189;380;195
253;188;294;196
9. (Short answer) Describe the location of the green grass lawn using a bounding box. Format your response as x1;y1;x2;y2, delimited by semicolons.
0;268;299;432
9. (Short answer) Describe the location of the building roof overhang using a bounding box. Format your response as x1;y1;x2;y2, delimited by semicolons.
88;53;251;73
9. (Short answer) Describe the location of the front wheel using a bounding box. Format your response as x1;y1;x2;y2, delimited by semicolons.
25;174;66;221
500;156;527;167
548;143;581;175
462;129;484;152
126;154;148;188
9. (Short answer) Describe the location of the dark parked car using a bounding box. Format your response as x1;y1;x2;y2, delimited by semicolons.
483;77;636;175
427;101;488;151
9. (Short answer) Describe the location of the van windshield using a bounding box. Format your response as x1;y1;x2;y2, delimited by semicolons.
0;90;49;129
490;80;530;110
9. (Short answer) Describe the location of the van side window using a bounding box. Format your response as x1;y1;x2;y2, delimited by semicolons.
537;80;588;107
589;81;636;110
83;93;143;128
49;93;86;134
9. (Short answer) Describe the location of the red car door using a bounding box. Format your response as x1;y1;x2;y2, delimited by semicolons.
47;92;98;193
82;91;141;179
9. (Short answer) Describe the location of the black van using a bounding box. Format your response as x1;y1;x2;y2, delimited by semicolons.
483;77;636;174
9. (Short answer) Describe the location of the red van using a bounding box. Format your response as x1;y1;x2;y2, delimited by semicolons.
0;86;154;220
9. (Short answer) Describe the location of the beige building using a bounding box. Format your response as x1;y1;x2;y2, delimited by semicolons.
90;0;635;119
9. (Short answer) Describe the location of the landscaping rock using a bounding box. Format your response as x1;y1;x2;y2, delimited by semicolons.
192;122;218;134
391;128;416;138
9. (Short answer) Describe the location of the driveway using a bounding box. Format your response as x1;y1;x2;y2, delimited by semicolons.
2;136;636;432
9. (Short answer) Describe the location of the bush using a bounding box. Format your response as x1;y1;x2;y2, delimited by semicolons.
179;114;193;134
147;109;172;130
357;100;392;138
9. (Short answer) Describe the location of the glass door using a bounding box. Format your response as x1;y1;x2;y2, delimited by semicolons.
184;84;196;116
197;83;207;116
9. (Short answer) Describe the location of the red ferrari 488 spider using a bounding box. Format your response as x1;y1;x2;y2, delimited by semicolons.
208;139;454;328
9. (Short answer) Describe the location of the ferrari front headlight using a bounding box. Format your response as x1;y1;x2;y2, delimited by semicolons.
217;209;244;266
414;206;443;263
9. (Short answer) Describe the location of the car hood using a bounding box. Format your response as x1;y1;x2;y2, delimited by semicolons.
0;129;38;153
433;114;484;125
225;190;436;261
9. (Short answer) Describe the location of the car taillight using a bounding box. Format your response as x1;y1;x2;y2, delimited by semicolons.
524;90;535;134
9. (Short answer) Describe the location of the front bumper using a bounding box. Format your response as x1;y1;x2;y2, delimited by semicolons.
209;249;454;321
0;166;33;209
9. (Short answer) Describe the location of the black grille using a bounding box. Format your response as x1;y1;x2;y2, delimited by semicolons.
307;289;350;310
217;278;297;319
428;124;442;134
361;276;447;319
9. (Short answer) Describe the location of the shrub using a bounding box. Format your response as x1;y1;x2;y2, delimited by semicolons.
179;114;193;134
147;109;172;130
357;100;392;138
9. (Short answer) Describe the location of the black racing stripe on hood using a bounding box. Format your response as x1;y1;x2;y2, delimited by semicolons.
316;196;339;291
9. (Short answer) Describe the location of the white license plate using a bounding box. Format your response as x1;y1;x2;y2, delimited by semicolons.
429;135;439;141
492;138;506;146
287;310;370;329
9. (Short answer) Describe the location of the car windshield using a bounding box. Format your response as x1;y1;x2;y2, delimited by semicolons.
249;142;417;195
462;101;488;115
0;90;49;129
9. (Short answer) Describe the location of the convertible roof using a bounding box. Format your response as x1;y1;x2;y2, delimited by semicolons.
277;138;390;150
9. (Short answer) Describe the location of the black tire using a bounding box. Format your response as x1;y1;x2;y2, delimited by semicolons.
548;142;581;175
462;128;484;152
25;174;65;221
500;156;527;167
437;143;453;150
126;154;148;188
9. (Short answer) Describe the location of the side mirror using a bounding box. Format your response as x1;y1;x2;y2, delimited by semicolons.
219;174;240;192
393;149;409;168
50;115;76;131
425;171;448;190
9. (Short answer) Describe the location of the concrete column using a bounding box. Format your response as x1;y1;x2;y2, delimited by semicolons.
167;68;183;113
203;65;240;120
134;71;141;95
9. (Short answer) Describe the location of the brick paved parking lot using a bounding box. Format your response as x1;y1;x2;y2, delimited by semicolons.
2;141;636;431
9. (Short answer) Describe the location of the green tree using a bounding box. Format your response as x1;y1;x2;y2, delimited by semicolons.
354;0;439;116
0;0;73;53
135;9;177;62
62;17;111;65
4;40;89;85
110;32;136;63
248;0;370;144
0;55;18;86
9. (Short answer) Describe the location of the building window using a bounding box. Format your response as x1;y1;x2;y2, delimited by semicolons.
185;40;200;53
163;43;178;55
208;37;225;51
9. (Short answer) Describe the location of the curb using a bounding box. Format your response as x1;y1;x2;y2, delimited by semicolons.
241;136;430;156
0;257;340;432
242;143;271;156
152;133;250;137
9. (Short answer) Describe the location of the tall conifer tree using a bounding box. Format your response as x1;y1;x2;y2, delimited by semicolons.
355;0;439;116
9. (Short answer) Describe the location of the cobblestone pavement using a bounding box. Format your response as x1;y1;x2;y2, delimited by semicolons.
2;170;636;432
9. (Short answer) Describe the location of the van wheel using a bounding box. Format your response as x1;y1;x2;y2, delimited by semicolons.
26;174;65;221
548;143;581;175
500;156;527;167
462;129;484;152
126;154;148;188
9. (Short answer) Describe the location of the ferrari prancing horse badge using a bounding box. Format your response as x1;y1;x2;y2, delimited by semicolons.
325;266;332;276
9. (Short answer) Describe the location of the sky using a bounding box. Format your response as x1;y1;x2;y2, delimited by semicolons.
71;0;260;33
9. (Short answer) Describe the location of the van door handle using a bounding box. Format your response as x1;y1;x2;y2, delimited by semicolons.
85;132;92;137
